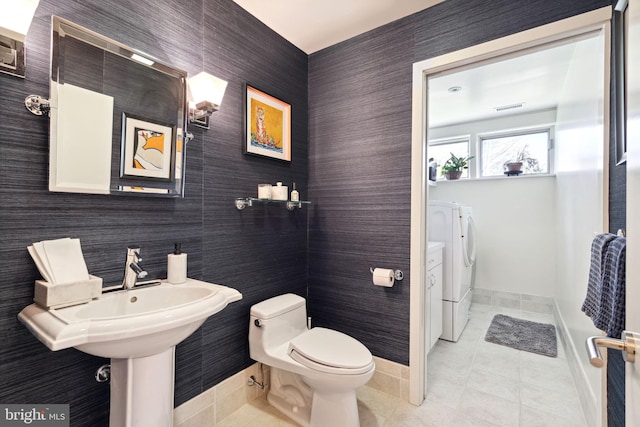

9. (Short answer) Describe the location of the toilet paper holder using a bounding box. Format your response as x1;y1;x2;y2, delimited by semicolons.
369;267;403;281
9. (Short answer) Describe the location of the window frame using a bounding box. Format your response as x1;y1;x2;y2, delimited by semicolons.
427;135;473;180
477;126;554;178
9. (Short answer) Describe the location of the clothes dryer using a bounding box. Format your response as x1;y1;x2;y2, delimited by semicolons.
428;200;476;341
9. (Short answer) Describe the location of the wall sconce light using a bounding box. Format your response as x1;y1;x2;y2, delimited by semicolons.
0;0;39;78
188;72;228;129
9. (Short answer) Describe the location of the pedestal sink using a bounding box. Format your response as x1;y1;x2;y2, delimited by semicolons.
18;278;242;427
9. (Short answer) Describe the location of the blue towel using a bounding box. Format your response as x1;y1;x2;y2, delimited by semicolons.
601;237;626;338
581;233;617;322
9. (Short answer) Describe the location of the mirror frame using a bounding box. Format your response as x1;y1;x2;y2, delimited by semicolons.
49;16;189;197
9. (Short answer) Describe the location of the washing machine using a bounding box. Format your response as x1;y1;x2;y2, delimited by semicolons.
428;200;476;342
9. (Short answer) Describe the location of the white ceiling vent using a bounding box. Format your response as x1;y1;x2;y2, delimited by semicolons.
494;103;525;112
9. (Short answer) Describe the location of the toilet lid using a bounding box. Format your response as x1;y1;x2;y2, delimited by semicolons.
288;328;374;374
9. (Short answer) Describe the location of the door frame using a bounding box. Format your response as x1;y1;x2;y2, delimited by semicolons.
408;6;613;405
626;0;640;423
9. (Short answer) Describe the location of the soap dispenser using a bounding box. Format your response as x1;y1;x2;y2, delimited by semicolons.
167;243;187;284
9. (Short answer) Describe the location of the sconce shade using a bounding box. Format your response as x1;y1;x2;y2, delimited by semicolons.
0;0;39;42
188;72;228;109
187;72;227;129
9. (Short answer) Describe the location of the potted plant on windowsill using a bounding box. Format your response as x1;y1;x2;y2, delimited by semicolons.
442;153;474;180
505;161;523;172
504;145;540;174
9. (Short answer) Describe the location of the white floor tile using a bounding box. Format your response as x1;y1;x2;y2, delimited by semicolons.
466;369;520;403
473;347;521;380
520;405;586;427
520;381;586;424
458;388;520;427
425;372;466;407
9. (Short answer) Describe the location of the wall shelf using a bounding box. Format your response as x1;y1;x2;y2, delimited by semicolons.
235;197;311;211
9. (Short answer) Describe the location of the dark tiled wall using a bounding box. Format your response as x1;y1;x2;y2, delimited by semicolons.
307;0;612;365
0;0;307;425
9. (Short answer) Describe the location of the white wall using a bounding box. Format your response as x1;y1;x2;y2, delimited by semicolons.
429;109;558;297
430;176;556;296
552;32;606;424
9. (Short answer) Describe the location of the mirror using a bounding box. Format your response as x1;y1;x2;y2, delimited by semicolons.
49;16;188;197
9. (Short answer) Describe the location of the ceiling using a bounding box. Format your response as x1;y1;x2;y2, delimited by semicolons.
428;41;581;128
232;0;444;54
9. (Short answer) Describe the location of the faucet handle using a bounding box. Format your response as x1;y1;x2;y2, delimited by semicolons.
127;246;142;260
130;262;148;278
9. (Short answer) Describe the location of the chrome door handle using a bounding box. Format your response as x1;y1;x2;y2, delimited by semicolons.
586;331;639;367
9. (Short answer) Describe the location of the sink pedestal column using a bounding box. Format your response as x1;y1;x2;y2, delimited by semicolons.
109;347;175;427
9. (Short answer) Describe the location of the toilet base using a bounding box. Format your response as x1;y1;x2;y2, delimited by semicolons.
267;367;313;426
266;367;362;427
268;387;361;427
267;393;312;426
310;388;360;427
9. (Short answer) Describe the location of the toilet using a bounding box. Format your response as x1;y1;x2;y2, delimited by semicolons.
249;293;375;427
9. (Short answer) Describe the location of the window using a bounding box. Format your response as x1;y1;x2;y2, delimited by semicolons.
480;130;550;177
428;137;470;180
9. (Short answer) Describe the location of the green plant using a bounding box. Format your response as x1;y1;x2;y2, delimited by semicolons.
506;145;541;172
442;153;474;172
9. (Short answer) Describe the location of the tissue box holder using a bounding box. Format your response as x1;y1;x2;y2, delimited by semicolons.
34;275;103;309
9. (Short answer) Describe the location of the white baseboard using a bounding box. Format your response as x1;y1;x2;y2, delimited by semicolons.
553;301;599;427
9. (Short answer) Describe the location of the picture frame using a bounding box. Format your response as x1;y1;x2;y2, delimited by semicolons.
244;84;291;162
121;113;175;181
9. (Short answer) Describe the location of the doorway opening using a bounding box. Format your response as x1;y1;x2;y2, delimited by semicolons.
409;6;612;424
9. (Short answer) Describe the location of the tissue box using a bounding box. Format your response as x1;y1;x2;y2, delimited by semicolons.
34;275;103;309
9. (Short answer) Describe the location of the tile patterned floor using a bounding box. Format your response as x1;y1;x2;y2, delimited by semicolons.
218;303;587;426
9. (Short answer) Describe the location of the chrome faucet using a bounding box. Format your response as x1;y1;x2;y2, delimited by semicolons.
122;246;148;289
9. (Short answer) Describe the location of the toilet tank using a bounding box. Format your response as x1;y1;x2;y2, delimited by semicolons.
249;294;308;355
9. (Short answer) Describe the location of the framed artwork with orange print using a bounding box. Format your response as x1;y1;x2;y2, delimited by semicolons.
121;113;175;181
244;84;291;162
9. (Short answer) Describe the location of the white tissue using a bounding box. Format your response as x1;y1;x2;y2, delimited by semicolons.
28;244;53;283
373;268;395;287
28;238;90;285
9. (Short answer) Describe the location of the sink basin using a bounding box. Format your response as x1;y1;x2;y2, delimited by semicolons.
18;278;242;359
71;285;214;320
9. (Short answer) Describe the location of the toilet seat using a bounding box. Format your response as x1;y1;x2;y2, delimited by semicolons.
288;327;374;375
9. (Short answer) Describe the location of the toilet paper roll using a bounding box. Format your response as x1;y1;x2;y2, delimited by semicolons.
372;268;395;287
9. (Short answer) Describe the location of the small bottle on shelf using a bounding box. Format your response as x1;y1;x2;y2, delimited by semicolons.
290;182;299;202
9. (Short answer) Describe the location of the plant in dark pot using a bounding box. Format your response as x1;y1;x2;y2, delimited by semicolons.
505;160;523;172
504;145;540;174
442;153;473;180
